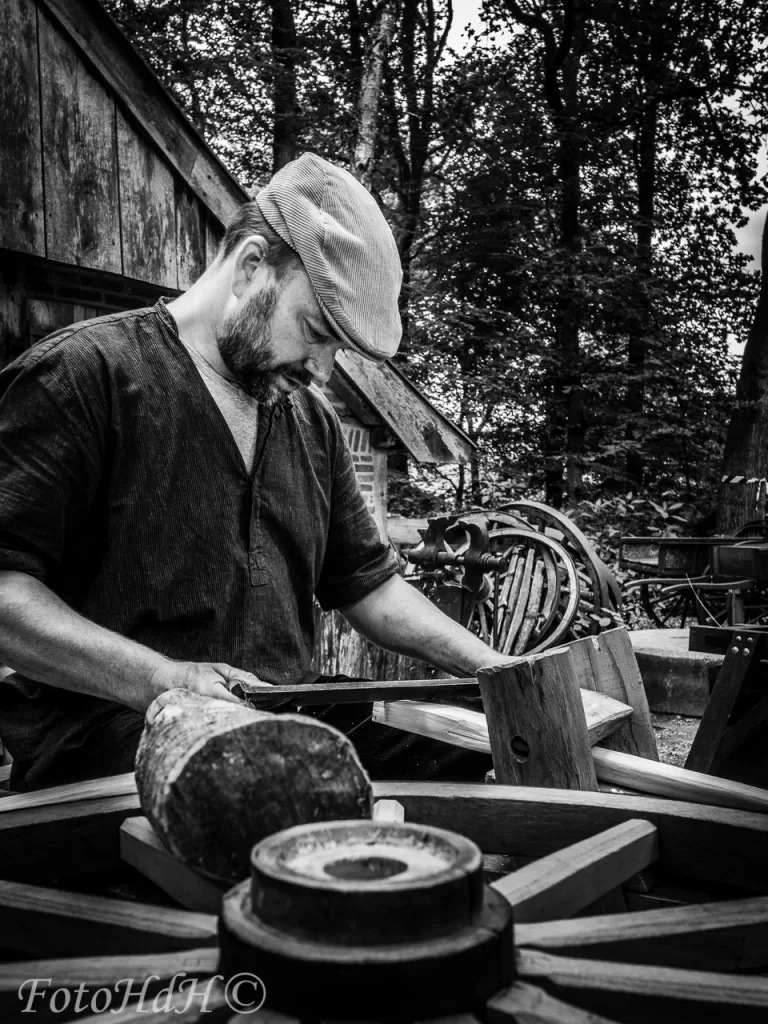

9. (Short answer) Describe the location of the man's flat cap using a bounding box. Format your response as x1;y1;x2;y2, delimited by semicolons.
255;153;402;362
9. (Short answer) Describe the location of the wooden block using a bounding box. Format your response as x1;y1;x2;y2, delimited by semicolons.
39;6;121;272
630;628;719;716
120;818;225;915
491;819;658;923
593;747;768;814
372;692;631;754
0;878;217;958
372;799;405;822
516;948;768;1023
374;782;768;892
478;649;598;790
488;981;621;1023
136;690;372;884
568;628;658;759
515;895;768;972
0;0;46;256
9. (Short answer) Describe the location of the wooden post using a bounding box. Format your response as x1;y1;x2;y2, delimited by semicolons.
135;689;372;885
478;648;598;790
567;627;659;760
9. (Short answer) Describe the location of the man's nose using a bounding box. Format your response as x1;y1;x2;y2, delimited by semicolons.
305;345;339;384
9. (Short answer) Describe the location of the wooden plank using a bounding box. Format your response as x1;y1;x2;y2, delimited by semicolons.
593;747;768;814
247;677;480;706
515;896;768;972
478;649;598;790
176;182;206;290
0;772;136;812
491;820;658;923
0;878;217;957
120;817;225;915
0;791;140;881
373;693;631;753
117;108;176;288
38;0;248;226
488;982;622;1024
0;0;45;255
568;628;658;760
516;948;768;1023
38;6;121;272
372;799;405;822
205;215;223;267
685;632;763;773
372;782;768;892
26;298;75;343
0;948;219;1020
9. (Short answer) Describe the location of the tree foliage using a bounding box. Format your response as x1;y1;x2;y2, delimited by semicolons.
103;0;768;522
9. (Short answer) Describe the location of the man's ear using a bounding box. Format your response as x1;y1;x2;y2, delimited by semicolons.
230;235;269;298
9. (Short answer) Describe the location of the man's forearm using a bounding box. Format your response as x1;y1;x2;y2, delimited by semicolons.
341;574;513;677
0;570;174;711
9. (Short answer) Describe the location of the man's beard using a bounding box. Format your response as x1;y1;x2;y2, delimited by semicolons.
216;285;310;405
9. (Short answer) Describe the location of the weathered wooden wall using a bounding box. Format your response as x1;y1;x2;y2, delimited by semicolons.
311;606;439;681
0;0;223;291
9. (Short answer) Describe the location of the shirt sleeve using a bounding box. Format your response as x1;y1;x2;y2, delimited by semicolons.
314;416;399;611
0;338;107;583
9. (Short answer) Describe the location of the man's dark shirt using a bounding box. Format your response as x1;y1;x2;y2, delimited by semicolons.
0;300;398;788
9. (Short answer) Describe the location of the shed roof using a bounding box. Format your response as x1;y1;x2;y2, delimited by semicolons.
14;0;475;464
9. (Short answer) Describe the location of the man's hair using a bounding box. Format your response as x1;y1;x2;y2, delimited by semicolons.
219;201;300;281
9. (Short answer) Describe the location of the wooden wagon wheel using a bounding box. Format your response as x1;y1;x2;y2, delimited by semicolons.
2;775;768;1022
475;527;581;656
491;502;624;637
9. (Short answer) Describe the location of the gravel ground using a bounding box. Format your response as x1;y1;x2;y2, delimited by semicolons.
651;712;701;767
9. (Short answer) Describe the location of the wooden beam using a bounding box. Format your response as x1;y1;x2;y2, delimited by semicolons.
37;0;248;227
0;948;220;1020
515;896;768;972
568;628;658;760
372;799;405;822
516;948;768;1023
592;748;768;814
488;982;622;1024
373;692;632;754
0;879;217;958
120;818;225;915
478;649;598;790
0;790;141;881
491;820;658;923
246;677;480;706
372;782;768;892
0;773;137;812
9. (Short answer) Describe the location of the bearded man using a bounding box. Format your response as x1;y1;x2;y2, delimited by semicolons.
0;154;507;791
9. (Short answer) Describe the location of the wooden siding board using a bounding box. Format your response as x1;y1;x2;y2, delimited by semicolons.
0;0;45;256
205;217;223;268
336;350;474;465
39;7;121;273
117;108;176;288
175;184;205;290
38;0;248;227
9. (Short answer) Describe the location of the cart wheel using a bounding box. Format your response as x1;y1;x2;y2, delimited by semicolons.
638;580;726;628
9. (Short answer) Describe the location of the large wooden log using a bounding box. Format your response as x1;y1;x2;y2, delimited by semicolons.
135;689;372;885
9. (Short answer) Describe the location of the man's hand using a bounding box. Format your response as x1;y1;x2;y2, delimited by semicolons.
147;660;273;708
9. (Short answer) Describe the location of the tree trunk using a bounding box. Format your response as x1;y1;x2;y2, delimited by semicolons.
270;0;299;172
717;209;768;532
626;99;657;488
352;2;397;188
135;689;372;884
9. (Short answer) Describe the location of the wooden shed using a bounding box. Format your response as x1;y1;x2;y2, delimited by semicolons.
0;0;473;539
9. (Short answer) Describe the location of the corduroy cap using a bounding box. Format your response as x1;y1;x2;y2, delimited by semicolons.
255;153;403;362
